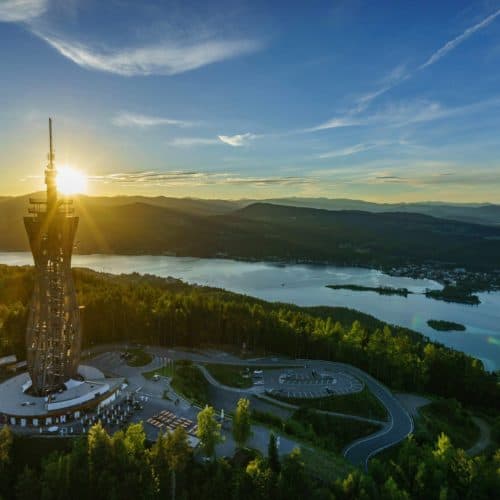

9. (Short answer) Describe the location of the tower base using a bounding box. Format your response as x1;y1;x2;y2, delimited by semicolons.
0;366;124;427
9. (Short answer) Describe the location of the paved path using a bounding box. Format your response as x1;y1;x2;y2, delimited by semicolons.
467;417;491;456
86;344;413;470
395;393;431;418
160;348;414;469
87;349;299;459
196;364;263;395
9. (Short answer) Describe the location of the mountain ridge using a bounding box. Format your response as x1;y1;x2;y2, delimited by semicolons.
1;195;499;270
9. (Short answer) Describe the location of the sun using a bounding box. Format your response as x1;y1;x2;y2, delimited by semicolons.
56;166;88;195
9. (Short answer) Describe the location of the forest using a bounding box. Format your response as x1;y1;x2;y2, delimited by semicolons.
0;264;498;411
0;419;499;500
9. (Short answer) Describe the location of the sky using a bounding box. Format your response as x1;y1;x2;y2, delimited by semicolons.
1;0;500;202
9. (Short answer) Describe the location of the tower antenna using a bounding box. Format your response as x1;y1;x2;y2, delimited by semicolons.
48;117;55;169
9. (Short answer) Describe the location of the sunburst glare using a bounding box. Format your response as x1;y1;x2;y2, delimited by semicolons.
56;165;88;195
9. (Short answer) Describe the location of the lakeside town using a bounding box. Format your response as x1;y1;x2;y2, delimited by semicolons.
387;264;500;292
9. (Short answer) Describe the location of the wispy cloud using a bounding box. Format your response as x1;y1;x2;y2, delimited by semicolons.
355;64;410;110
91;170;315;188
304;117;359;133
309;96;500;133
371;168;500;187
317;142;382;159
222;176;314;186
0;0;47;22
369;100;449;126
310;99;447;132
420;8;500;70
112;112;194;128
334;8;500;122
35;32;262;76
218;133;257;147
169;137;220;147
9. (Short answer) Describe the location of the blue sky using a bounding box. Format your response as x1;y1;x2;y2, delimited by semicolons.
1;0;500;202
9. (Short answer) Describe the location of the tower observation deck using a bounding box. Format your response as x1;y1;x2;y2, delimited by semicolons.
24;118;82;396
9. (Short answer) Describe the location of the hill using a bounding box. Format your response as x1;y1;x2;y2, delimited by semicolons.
1;195;500;271
260;197;500;226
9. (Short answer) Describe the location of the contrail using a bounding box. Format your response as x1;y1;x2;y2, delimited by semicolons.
420;8;500;70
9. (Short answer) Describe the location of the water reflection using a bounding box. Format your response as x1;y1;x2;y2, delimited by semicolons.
1;252;498;370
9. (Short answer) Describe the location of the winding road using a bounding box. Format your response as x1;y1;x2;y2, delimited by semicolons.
86;344;414;470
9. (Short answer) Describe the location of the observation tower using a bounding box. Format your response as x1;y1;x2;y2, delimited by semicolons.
24;118;82;395
0;120;123;428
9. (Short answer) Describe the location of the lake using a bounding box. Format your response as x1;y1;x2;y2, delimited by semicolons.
1;252;499;371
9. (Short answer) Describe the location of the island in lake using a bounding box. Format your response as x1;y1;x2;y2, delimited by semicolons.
326;284;410;297
425;285;481;305
427;320;467;332
326;283;482;305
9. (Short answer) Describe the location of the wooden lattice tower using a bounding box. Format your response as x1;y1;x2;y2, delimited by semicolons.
24;119;81;395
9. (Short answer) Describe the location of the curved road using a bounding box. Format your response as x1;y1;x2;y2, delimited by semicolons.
280;359;413;470
86;344;413;470
335;363;414;470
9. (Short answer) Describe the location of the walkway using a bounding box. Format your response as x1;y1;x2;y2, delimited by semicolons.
467;417;491;456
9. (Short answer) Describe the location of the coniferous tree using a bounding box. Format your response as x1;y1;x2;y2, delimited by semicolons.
268;433;281;474
232;398;252;449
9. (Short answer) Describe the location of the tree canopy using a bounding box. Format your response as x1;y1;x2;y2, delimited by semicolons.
0;265;497;410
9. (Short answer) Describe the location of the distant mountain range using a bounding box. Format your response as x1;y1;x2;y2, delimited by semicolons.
2;194;499;225
256;198;500;227
1;194;499;271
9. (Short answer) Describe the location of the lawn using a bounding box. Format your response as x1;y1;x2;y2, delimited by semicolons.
414;399;480;450
143;362;176;380
270;386;388;421
170;360;209;406
300;447;355;483
251;408;381;454
290;408;382;453
125;348;153;367
204;363;254;388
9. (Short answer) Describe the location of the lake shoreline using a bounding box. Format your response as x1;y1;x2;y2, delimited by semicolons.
4;248;500;293
1;252;498;371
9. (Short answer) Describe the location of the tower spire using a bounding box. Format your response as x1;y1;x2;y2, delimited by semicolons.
45;117;57;210
48;117;54;170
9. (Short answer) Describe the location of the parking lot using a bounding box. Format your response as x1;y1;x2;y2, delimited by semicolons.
263;367;363;399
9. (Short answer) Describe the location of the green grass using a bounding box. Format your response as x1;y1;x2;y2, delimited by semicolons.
291;408;381;453
300;447;354;483
170;360;209;406
143;363;176;379
251;409;284;429
251;408;381;454
414;399;479;450
143;360;208;405
270;386;388;421
204;363;254;388
125;348;153;367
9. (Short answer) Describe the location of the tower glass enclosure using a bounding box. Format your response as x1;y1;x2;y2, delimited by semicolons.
24;119;81;395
